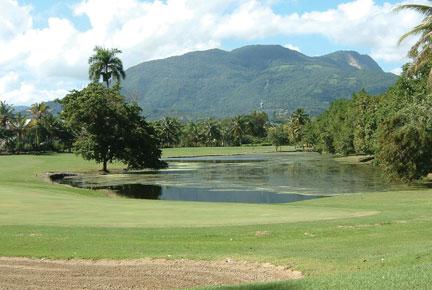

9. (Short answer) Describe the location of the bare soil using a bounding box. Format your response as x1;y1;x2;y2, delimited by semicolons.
0;257;302;289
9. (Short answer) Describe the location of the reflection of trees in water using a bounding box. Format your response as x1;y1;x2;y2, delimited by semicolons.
275;160;390;194
194;163;270;185
61;154;401;197
166;156;394;195
112;184;162;199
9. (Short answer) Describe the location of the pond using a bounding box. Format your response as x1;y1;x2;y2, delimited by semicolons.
57;152;409;204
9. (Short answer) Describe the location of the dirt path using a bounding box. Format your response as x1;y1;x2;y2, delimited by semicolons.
0;257;302;289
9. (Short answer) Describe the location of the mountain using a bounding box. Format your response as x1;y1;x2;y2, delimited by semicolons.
13;100;62;116
125;45;397;119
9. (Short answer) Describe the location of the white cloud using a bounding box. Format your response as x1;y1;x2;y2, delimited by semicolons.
0;72;19;93
283;44;301;52
0;0;427;105
390;67;403;75
0;0;32;41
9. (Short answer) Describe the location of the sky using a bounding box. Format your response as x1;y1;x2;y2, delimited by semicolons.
0;0;427;105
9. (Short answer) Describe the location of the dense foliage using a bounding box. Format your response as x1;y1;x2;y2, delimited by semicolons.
309;66;432;181
122;45;397;119
62;83;164;172
151;109;313;152
0;101;73;153
396;2;432;87
1;42;429;181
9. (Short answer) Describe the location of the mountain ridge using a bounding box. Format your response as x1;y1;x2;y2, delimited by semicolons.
122;45;397;120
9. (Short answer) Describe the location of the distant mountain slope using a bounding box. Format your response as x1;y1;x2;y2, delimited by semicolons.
121;45;398;119
13;100;62;116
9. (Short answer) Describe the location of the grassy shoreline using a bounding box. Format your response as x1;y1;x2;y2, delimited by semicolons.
0;149;431;289
162;145;295;158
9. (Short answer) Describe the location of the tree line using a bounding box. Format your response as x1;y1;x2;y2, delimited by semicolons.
0;101;74;153
150;109;310;150
0;47;164;172
305;65;432;182
0;63;430;180
1;0;431;179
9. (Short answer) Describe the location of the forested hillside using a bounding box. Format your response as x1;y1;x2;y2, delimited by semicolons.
122;45;397;119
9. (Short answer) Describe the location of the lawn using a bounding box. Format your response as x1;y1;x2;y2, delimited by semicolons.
162;145;294;157
0;151;431;289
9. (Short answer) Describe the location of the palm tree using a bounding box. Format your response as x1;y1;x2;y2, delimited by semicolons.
201;119;221;147
88;46;126;88
230;116;245;146
29;102;49;148
290;108;309;127
29;102;49;121
183;122;201;147
9;113;33;153
396;2;432;86
0;101;14;129
158;117;182;147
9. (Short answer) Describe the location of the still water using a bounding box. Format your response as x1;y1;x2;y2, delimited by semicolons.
58;152;408;204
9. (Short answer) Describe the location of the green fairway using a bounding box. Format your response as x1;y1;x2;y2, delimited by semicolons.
162;145;294;157
0;151;431;289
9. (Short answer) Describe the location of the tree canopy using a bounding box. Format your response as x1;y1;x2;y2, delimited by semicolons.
88;47;126;88
61;83;164;172
396;2;432;87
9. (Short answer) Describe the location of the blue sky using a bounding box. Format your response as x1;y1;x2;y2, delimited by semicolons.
0;0;424;104
21;0;404;60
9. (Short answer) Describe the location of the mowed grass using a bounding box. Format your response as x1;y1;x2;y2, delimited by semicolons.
0;151;432;289
162;145;294;157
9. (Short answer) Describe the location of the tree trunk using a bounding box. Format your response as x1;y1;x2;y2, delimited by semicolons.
102;160;108;173
105;66;110;88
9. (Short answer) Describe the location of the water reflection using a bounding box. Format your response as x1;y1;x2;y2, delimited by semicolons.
57;152;411;204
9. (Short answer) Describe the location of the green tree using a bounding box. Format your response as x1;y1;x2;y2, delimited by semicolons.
29;102;49;149
313;100;354;155
9;113;33;153
0;101;14;128
0;101;14;151
351;90;380;154
396;2;432;87
377;97;432;181
182;121;201;147
287;108;310;147
230;116;245;146
201;119;221;146
154;117;183;148
268;126;288;151
89;47;126;88
243;111;268;138
62;83;164;172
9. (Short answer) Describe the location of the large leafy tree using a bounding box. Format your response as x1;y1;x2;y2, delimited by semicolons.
88;47;126;88
243;111;268;138
351;90;381;154
312;100;354;155
396;2;432;86
62;83;164;172
377;96;432;181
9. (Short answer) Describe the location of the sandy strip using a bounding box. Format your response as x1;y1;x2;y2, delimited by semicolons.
0;257;302;289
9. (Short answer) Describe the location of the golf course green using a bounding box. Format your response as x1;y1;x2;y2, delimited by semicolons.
0;148;431;289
